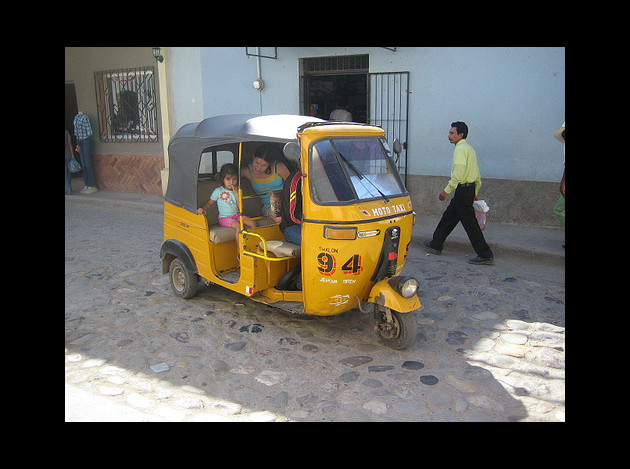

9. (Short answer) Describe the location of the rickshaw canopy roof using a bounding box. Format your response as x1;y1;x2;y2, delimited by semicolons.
166;114;326;211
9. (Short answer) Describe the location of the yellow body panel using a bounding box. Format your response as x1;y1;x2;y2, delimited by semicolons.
299;198;415;315
163;202;213;279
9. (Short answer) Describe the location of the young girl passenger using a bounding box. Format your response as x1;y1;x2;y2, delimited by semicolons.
197;163;257;252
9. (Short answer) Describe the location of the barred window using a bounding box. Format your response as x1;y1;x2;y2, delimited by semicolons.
94;66;159;143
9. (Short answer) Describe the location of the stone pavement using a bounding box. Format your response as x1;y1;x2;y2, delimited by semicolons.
65;189;565;421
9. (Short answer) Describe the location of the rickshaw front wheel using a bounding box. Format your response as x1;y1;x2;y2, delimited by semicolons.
374;306;417;350
169;258;199;299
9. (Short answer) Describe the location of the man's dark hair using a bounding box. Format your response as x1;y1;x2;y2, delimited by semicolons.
451;121;468;139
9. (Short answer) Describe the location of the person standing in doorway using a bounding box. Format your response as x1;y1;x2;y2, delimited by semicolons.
329;101;353;122
73;111;98;194
422;121;494;265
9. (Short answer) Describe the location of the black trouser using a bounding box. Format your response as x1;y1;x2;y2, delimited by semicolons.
431;183;493;258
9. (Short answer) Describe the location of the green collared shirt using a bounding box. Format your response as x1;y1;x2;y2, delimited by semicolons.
444;139;482;195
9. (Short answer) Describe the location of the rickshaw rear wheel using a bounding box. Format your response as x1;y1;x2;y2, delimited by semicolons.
169;258;199;299
374;306;417;350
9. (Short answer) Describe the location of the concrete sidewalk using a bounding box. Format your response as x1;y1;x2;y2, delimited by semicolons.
412;214;564;264
65;189;565;265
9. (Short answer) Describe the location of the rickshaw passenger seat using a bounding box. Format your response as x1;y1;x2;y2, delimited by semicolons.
259;240;300;258
209;226;238;244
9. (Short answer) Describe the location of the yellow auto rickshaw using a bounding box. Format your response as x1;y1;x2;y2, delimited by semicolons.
161;114;421;349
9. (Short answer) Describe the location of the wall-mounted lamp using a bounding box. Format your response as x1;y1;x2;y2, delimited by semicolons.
252;78;264;91
152;47;164;63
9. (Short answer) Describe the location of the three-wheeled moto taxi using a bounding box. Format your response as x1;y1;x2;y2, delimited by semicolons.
161;114;421;349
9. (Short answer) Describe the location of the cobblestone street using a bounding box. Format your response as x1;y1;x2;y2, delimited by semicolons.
65;197;565;422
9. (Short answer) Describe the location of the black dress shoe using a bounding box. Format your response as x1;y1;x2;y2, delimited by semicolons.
468;255;493;265
422;240;442;255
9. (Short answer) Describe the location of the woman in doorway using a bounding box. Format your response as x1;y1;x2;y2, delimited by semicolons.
241;144;290;224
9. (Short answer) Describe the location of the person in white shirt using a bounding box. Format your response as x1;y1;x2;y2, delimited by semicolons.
329;104;352;122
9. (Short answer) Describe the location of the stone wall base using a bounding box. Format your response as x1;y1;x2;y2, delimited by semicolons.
406;174;563;227
93;154;163;195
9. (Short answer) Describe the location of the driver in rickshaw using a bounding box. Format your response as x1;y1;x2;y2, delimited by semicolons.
279;165;303;245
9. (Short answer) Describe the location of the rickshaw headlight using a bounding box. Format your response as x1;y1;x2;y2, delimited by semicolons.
388;276;419;298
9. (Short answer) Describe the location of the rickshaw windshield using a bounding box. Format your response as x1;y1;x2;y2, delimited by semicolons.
310;137;406;204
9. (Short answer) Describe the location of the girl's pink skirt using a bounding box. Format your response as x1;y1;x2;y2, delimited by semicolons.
218;213;248;228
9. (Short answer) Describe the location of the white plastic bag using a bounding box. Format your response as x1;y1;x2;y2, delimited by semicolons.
69;158;81;174
473;200;489;213
473;200;489;230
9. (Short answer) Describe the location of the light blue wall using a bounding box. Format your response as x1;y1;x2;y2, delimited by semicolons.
399;47;565;182
199;47;301;116
168;47;204;130
174;46;564;183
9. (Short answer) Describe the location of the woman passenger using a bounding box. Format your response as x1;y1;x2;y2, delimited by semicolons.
241;144;290;224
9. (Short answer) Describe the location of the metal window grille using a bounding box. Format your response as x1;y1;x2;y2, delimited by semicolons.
303;55;369;74
94;66;159;143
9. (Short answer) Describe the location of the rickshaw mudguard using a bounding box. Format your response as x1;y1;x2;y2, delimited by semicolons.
160;239;198;274
368;278;421;313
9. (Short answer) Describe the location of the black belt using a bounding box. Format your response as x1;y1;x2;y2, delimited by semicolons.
458;182;476;188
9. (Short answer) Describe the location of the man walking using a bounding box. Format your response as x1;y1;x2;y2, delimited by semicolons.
423;121;494;265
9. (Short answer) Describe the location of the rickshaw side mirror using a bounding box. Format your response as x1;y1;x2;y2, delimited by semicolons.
283;142;301;161
391;139;403;164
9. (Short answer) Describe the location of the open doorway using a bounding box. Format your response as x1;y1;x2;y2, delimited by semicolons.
302;55;368;123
